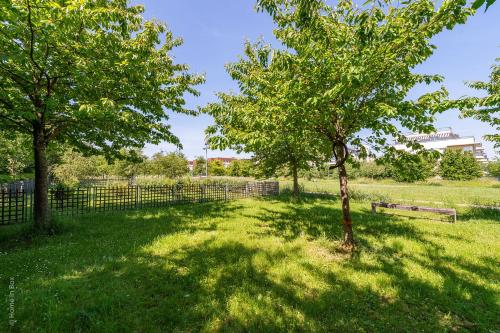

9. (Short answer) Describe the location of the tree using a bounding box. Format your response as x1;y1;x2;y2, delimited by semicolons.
52;150;107;187
227;160;242;177
239;160;254;177
53;148;145;181
228;159;254;177
208;160;227;176
0;1;203;231
192;156;207;176
389;151;437;182
204;41;330;197
454;60;499;150
248;0;473;247
0;132;32;177
147;152;189;178
439;149;482;180
486;160;500;177
358;161;390;180
107;149;146;177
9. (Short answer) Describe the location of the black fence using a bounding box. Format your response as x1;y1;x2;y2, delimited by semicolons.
0;181;279;225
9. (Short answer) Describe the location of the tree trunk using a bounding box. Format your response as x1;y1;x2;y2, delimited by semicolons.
292;163;299;197
338;163;354;247
33;125;51;232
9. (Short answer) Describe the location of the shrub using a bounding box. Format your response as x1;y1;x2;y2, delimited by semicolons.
358;161;390;179
227;160;254;177
52;150;106;187
328;162;360;179
145;152;189;178
208;160;227;176
439;149;482;180
192;156;207;176
300;167;324;180
486;160;500;177
390;152;437;182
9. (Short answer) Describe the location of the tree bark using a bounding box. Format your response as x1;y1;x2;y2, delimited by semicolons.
292;163;299;198
33;124;51;232
338;162;354;247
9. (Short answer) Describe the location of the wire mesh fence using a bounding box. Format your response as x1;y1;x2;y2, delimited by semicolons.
0;181;279;225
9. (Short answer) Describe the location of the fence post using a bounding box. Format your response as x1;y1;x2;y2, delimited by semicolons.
21;187;25;223
225;185;229;201
92;187;96;211
136;185;140;209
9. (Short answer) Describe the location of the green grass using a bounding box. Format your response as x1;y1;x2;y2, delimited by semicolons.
281;178;500;207
0;196;499;332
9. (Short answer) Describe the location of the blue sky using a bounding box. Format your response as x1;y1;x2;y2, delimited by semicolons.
136;0;499;160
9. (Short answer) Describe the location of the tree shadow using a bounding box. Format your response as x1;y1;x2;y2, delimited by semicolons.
250;197;428;247
458;206;500;221
246;196;500;331
1;197;498;332
0;200;243;251
371;210;455;223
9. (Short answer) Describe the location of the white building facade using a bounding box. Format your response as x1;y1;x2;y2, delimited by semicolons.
393;128;488;163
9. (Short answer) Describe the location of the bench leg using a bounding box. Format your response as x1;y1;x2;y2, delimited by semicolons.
371;203;377;215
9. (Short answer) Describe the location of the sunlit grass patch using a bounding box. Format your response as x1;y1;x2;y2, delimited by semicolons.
0;196;498;332
281;178;500;207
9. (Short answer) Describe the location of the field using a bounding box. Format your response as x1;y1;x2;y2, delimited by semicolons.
1;193;499;332
281;178;500;207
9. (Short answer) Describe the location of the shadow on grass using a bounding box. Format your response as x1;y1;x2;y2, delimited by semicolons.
0;196;498;332
0;200;242;251
370;210;455;224
247;195;499;330
459;206;500;221
253;194;426;246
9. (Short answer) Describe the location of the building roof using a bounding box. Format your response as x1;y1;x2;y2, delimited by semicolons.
402;128;459;143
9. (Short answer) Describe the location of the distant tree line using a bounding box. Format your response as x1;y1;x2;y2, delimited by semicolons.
49;151;257;186
0;133;496;185
295;149;488;182
0;135;260;186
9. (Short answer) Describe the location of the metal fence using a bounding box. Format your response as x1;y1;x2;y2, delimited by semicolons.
0;181;279;225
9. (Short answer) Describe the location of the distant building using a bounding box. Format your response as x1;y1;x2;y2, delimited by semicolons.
393;128;488;163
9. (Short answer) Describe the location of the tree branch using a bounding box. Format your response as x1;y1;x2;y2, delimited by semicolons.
0;64;33;86
0;113;32;133
26;0;43;74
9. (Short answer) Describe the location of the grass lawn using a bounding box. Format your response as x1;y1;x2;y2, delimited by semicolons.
281;178;500;207
1;196;499;332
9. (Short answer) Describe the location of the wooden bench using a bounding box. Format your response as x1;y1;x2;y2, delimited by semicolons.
371;202;457;223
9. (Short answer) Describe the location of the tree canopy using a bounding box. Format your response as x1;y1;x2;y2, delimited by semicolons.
209;0;475;246
208;160;227;176
0;0;203;231
454;59;499;149
146;152;189;178
0;132;32;177
204;41;330;195
439;149;482;180
192;156;207;176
